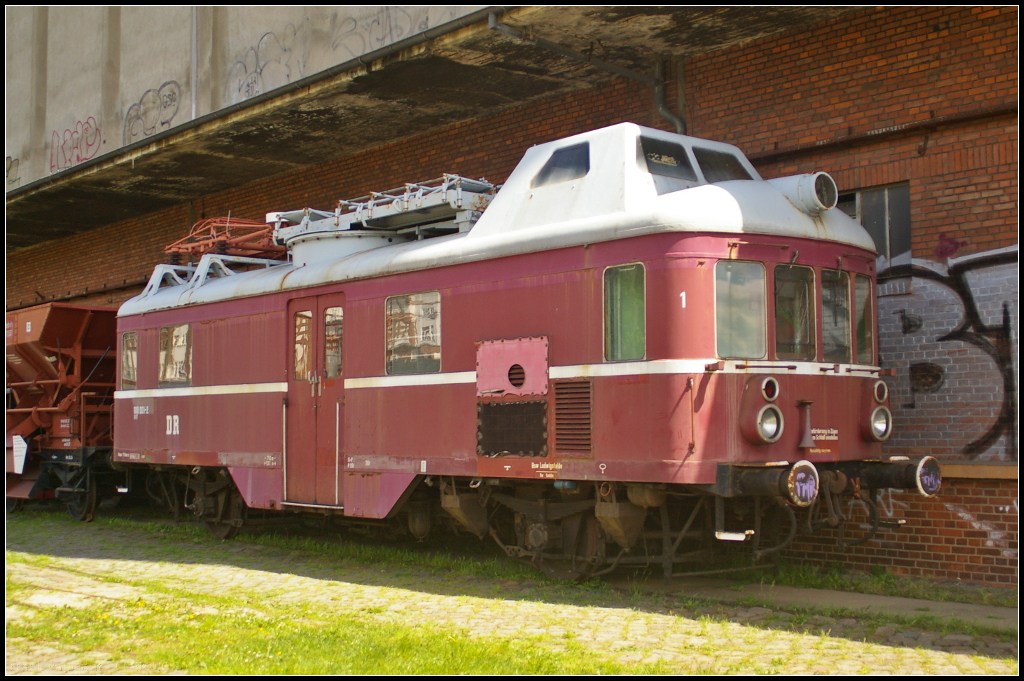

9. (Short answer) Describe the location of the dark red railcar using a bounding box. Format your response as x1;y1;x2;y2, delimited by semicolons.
110;124;940;577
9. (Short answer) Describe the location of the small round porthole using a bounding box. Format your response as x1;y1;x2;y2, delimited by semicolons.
508;364;526;388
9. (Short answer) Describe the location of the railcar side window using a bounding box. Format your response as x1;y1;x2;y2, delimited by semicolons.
158;324;192;387
774;266;816;361
386;291;441;374
324;307;343;378
715;261;766;359
822;269;852;363
638;137;697;181
692;147;753;183
604;264;646;361
293;311;313;380
120;331;138;389
532;143;590;188
854;275;874;364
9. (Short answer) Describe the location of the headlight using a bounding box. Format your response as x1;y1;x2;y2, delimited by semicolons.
756;405;784;443
873;380;888;404
761;376;779;402
870;406;892;441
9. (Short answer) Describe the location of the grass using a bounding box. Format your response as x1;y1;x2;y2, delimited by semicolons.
6;588;670;674
737;563;1018;609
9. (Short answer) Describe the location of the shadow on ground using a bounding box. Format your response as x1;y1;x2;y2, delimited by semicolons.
6;501;1017;661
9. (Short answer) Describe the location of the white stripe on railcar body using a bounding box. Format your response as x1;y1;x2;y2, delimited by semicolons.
114;382;288;399
113;362;878;398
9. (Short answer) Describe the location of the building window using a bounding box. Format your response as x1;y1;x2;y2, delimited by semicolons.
604;263;646;361
386;291;441;375
120;331;138;389
837;183;910;266
158;324;192;387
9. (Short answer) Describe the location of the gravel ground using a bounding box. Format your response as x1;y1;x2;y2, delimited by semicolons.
5;509;1018;675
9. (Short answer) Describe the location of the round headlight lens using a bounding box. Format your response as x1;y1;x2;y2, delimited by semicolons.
757;405;784;443
870;406;892;441
873;380;888;404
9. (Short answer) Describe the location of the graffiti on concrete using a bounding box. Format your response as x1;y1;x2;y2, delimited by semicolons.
880;247;1018;460
5;156;19;186
331;6;456;59
50;117;102;172
225;7;460;104
123;81;182;145
226;27;302;104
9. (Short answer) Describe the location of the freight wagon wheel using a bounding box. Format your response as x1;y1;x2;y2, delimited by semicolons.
205;488;246;540
66;483;97;522
6;498;25;514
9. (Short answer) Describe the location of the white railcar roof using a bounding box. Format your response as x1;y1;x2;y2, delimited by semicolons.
119;123;875;317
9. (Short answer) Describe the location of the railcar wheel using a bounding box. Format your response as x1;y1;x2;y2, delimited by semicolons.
6;497;25;514
205;488;246;540
66;483;97;522
533;513;603;581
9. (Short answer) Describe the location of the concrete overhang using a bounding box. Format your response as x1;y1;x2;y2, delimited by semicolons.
6;6;860;252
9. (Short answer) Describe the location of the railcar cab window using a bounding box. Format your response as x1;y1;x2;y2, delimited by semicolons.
715;261;766;359
822;269;852;363
638;136;698;195
774;265;816;361
531;143;590;188
386;291;441;375
120;331;138;389
692;147;753;183
854;275;874;364
604;264;646;361
158;324;192;387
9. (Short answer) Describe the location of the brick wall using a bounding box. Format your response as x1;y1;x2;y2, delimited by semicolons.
6;7;1017;586
787;478;1018;587
684;6;1018;259
684;6;1018;585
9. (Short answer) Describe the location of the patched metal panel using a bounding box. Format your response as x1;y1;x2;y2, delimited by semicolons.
476;336;549;397
477;401;548;457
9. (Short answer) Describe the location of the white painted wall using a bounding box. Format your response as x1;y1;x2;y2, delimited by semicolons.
4;6;484;189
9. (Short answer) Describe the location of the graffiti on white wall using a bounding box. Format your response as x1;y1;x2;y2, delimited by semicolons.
50;117;102;172
123;81;182;145
5;156;19;186
226;27;302;103
224;7;460;105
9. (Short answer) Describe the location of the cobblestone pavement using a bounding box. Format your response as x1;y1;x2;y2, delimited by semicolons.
5;512;1019;675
